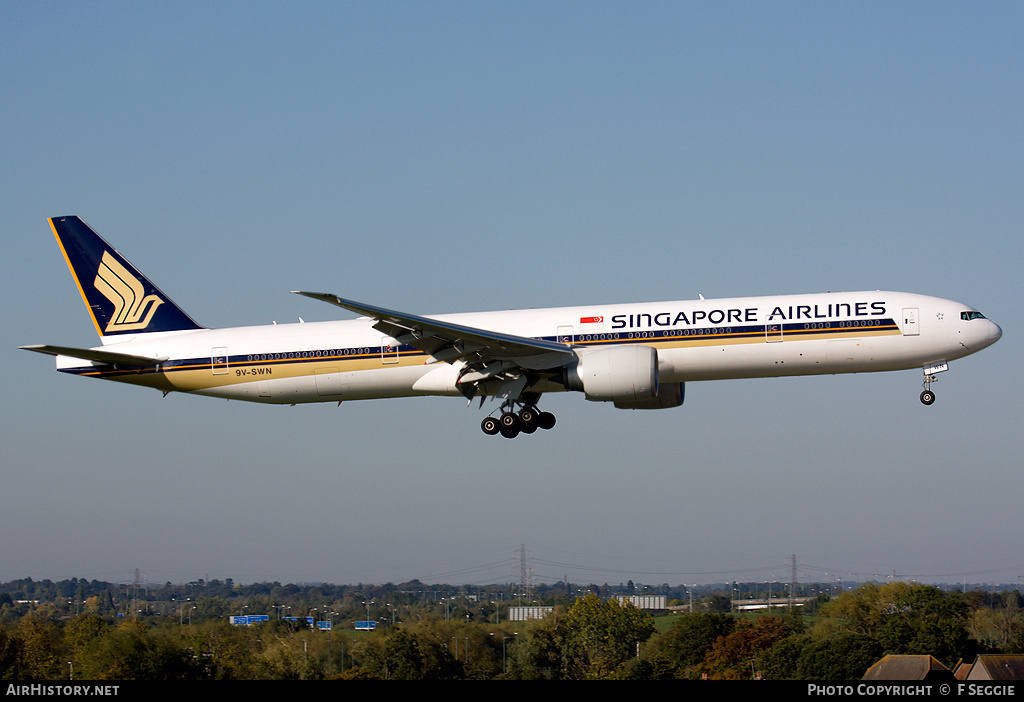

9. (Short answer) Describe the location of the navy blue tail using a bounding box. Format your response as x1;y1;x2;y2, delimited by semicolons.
49;216;204;338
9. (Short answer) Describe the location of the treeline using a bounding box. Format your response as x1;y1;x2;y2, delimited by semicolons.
2;581;1023;680
0;575;826;624
0;575;799;608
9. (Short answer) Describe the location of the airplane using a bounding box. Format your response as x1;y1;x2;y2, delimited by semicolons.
22;216;1002;438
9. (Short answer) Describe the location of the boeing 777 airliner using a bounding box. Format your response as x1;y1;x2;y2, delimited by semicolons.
22;217;1002;437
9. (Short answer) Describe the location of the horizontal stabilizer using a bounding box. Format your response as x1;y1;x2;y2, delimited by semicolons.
20;344;167;366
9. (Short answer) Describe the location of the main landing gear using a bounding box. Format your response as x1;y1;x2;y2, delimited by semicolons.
481;402;556;438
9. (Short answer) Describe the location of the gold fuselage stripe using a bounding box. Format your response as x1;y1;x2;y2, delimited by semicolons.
63;320;902;393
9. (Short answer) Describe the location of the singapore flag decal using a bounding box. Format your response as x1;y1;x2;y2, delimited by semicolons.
580;315;603;324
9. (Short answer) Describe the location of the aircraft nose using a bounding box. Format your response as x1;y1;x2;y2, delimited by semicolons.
989;320;1003;344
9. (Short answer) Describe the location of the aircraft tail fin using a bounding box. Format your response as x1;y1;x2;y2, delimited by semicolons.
48;216;204;340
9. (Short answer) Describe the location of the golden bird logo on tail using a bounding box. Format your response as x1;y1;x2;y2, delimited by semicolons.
94;251;164;332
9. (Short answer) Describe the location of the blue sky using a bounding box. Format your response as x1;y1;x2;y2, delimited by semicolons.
2;2;1021;589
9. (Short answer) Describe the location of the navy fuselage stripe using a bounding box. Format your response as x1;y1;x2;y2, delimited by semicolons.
60;319;900;378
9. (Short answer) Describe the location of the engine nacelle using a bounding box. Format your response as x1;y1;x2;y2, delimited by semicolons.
566;345;659;402
614;381;685;410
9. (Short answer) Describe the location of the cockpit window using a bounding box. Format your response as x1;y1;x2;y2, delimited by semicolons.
961;311;987;321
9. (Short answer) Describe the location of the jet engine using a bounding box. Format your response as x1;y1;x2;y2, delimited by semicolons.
565;345;659;403
613;381;684;410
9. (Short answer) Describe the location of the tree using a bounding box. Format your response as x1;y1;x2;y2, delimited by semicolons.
14;615;64;680
562;594;656;679
75;620;199;680
185;620;264;679
703;615;790;679
64;614;109;675
642;612;736;678
706;594;732;612
507;597;657;680
814;582;979;668
354;625;462;680
0;626;25;680
967;591;1023;650
760;632;808;680
506;611;570;680
795;632;883;680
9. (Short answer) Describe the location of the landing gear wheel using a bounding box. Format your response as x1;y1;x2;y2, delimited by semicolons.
498;412;521;438
481;400;555;437
920;367;943;407
519;407;539;434
499;411;521;431
537;411;556;430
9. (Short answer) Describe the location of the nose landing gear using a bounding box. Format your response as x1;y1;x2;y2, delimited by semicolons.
920;361;948;405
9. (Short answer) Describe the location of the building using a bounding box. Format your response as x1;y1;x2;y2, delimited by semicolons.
862;655;955;682
955;655;1024;681
508;606;554;621
615;595;667;611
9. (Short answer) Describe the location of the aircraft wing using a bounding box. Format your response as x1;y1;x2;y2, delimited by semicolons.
20;344;168;366
291;292;573;368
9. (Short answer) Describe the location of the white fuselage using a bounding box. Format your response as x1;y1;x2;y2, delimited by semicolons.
57;290;1002;406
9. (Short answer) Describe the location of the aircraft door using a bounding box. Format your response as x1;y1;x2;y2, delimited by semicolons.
902;308;920;336
557;325;574;344
381;337;399;364
765;324;783;343
212;347;229;374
